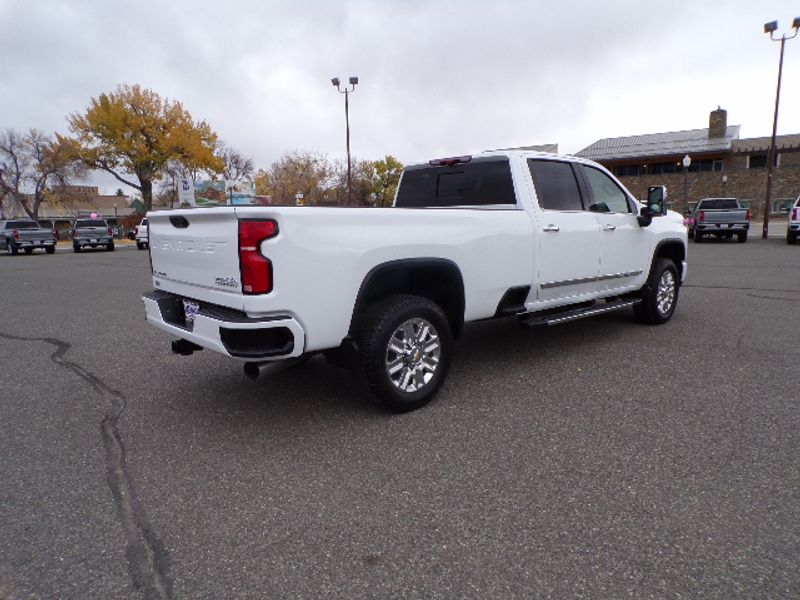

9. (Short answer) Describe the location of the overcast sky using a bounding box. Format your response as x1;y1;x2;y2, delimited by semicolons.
1;0;799;193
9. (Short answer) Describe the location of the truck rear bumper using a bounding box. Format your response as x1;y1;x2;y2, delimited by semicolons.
16;240;55;248
142;290;305;361
695;223;749;233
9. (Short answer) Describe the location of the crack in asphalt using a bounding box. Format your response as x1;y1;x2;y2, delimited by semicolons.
0;331;173;600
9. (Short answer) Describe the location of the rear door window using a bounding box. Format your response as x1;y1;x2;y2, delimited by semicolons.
527;160;584;211
395;158;516;207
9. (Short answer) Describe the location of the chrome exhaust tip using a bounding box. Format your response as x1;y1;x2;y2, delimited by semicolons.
243;357;305;380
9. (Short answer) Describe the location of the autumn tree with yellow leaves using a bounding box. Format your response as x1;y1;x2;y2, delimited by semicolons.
64;84;223;211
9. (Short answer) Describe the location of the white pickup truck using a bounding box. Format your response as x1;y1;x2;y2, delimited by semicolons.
135;218;149;250
142;151;687;411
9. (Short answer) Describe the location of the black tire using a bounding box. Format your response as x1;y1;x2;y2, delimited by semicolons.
693;230;703;243
737;231;747;243
107;243;115;252
45;245;55;254
687;228;694;239
23;247;33;254
73;245;81;253
136;242;144;250
787;230;797;245
357;294;452;413
634;258;680;325
8;243;18;255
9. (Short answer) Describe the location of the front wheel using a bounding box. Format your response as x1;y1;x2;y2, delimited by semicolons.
357;294;452;413
737;232;747;243
107;243;115;252
634;258;679;325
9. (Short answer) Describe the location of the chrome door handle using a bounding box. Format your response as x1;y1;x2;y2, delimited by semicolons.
543;225;560;232
604;224;616;231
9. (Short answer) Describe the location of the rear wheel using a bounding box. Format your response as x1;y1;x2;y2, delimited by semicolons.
8;242;18;255
45;245;55;254
693;230;703;243
107;242;115;252
737;231;747;243
23;247;33;255
73;245;81;253
788;229;797;245
137;242;144;250
634;258;679;325
357;294;452;413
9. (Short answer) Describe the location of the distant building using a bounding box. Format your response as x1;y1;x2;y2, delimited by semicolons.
576;108;800;216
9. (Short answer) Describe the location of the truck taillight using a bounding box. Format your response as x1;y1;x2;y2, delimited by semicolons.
72;228;77;239
12;229;19;241
793;208;798;221
746;209;751;221
108;226;113;236
699;211;705;222
239;220;278;295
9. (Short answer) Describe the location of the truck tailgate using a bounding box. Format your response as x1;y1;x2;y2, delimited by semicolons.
701;209;747;223
148;209;242;294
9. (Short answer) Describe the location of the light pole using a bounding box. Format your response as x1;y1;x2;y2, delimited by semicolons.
682;154;691;212
722;174;728;197
762;17;800;238
331;76;358;205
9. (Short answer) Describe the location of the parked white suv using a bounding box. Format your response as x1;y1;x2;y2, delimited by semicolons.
787;196;800;245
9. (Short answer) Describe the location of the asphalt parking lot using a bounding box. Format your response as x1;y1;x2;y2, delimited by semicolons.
1;237;799;599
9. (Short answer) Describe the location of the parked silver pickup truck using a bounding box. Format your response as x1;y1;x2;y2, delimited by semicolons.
0;219;57;255
72;218;114;252
689;198;750;243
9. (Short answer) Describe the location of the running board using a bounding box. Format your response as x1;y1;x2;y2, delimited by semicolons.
519;299;641;328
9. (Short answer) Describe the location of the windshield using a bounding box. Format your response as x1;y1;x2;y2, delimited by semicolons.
8;221;40;229
75;219;107;227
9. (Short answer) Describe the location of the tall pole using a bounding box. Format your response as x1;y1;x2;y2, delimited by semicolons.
763;36;785;239
345;89;352;206
763;18;799;238
331;76;358;206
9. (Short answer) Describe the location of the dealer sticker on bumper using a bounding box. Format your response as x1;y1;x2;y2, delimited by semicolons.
182;300;200;324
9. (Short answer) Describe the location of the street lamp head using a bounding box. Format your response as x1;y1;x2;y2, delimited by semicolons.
792;16;800;30
682;154;692;169
764;20;778;34
331;77;340;87
349;76;359;86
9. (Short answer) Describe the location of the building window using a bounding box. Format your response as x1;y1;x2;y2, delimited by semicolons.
613;165;643;177
650;162;677;175
686;159;719;172
749;155;767;169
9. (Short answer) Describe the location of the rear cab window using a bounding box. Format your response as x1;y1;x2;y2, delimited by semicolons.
75;219;107;228
7;221;40;229
395;157;517;208
697;199;739;210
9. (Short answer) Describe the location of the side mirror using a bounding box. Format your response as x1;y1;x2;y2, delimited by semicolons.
647;186;668;216
637;186;668;227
